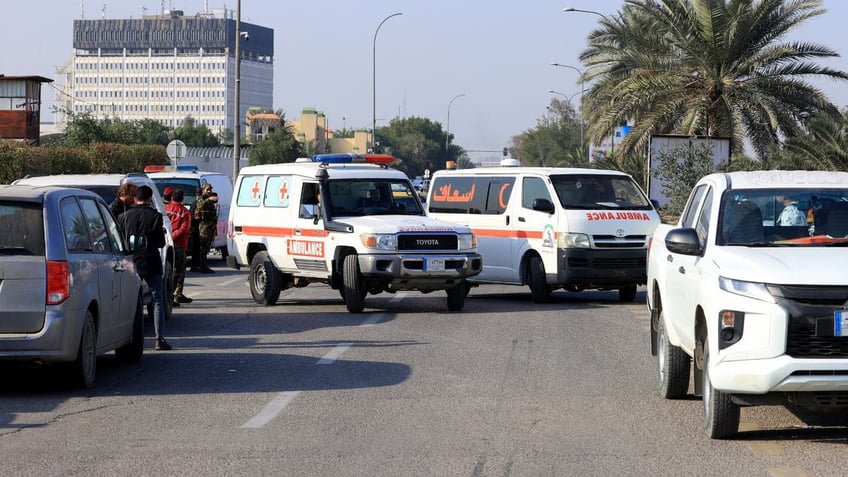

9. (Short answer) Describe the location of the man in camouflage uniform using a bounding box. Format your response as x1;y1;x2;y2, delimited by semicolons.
192;185;218;273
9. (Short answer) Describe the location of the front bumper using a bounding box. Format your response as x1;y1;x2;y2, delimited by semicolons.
358;252;482;291
557;247;647;288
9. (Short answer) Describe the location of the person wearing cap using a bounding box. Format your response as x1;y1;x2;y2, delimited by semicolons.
163;186;173;204
191;184;217;273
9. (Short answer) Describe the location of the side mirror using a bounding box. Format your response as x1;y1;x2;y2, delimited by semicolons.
665;227;702;256
127;234;147;254
532;198;556;214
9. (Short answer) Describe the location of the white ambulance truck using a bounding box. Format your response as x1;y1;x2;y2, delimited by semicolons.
426;161;660;302
226;153;482;313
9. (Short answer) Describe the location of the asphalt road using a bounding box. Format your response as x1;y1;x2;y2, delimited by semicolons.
2;259;847;476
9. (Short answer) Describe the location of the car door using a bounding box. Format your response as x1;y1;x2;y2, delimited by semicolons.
517;176;556;283
664;185;714;351
77;197;128;347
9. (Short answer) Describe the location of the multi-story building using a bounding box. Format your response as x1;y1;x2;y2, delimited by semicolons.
55;8;273;134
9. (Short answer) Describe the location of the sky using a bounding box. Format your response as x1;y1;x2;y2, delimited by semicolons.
2;0;847;163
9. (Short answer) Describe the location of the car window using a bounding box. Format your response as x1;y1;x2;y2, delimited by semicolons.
0;201;45;256
680;185;707;228
60;197;92;252
79;198;114;254
98;201;126;253
695;187;713;247
522;177;550;209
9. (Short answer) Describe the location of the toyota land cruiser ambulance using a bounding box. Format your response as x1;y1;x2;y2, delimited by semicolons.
226;153;482;313
426;161;660;302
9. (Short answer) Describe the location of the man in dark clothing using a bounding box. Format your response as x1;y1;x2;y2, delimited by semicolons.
110;182;137;219
119;185;172;351
192;185;217;273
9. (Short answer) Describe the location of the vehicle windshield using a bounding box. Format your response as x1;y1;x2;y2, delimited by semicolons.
718;188;848;247
325;180;424;216
551;174;653;210
151;178;202;203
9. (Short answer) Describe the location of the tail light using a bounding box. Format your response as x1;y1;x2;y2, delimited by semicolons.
47;260;70;305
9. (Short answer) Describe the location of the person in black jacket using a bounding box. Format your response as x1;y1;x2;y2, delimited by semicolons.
119;185;172;351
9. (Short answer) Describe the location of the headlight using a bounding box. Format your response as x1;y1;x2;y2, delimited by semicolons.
360;234;397;251
557;232;590;248
718;277;775;303
458;233;476;250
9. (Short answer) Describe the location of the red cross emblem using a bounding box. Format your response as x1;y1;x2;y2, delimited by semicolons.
279;181;289;201
251;181;260;200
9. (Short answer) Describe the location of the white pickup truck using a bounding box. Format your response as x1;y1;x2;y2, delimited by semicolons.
646;170;848;439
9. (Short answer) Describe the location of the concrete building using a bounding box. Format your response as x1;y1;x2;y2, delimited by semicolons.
54;8;273;134
287;107;372;155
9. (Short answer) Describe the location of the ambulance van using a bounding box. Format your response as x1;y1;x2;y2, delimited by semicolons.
426;162;660;302
226;153;482;313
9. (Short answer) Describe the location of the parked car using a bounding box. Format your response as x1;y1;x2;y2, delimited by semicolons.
647;170;848;438
0;185;146;388
13;173;176;320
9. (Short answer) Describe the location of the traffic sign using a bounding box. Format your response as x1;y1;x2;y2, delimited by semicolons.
166;139;187;165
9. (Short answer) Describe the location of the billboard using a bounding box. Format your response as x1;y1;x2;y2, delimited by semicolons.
647;135;731;208
589;125;632;163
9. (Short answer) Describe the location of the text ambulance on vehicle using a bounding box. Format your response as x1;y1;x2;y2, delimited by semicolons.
226;153;482;313
426;160;660;302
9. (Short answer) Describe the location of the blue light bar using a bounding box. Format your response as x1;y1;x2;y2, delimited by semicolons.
312;153;395;164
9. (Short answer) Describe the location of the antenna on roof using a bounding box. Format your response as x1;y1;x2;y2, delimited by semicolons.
101;3;105;19
80;0;84;19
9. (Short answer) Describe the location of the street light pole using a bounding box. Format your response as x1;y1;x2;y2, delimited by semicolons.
550;62;585;161
232;0;242;182
445;93;465;164
562;7;609;20
372;12;403;152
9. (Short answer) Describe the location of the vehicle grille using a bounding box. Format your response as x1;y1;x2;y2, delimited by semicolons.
592;235;647;248
397;234;458;251
294;258;327;271
770;284;848;358
567;256;646;269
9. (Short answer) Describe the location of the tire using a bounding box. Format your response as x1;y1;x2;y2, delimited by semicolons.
71;311;97;389
446;279;466;311
249;251;282;306
657;311;690;399
702;341;740;439
163;260;174;321
619;284;638;302
528;255;550;303
342;254;366;313
116;295;144;364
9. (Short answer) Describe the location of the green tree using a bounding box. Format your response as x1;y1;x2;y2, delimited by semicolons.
248;123;304;165
580;0;848;159
511;99;584;167
653;143;725;215
784;108;848;170
172;116;220;147
377;116;460;178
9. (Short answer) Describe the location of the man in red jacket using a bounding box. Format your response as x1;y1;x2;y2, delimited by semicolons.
166;189;193;306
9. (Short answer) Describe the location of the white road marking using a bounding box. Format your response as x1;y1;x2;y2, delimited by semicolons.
220;276;244;287
240;297;403;428
317;343;352;364
241;391;301;429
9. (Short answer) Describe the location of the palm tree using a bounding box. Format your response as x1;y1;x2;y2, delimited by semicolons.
784;108;848;170
579;0;848;158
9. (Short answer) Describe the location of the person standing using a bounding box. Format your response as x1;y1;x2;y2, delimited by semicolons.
119;185;172;351
192;185;217;273
110;182;137;218
166;189;193;306
189;187;203;271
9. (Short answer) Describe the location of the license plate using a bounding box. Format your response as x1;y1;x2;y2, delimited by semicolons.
835;310;848;337
427;258;445;272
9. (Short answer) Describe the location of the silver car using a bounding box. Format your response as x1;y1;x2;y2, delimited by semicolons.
0;185;146;388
